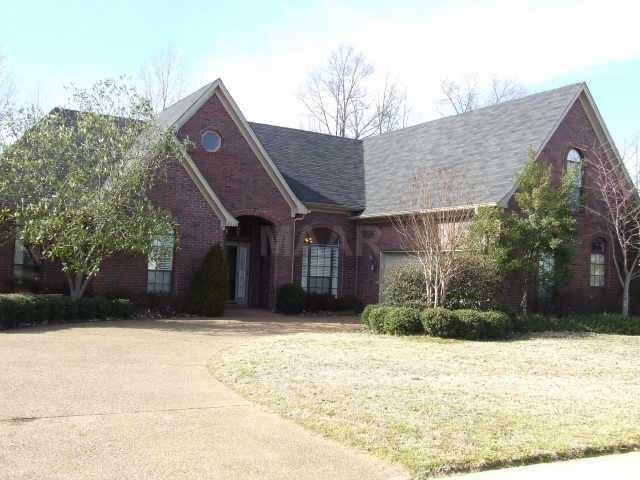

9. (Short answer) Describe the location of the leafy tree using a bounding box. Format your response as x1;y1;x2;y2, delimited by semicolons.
0;79;183;300
473;151;577;313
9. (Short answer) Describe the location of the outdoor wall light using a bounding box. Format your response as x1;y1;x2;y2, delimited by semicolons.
304;233;314;245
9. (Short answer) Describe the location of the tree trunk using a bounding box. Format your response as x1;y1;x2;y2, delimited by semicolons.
65;272;92;302
520;275;528;314
622;276;631;317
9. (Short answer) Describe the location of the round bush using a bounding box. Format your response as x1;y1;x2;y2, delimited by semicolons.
367;306;390;333
383;307;422;335
276;283;305;315
420;307;459;337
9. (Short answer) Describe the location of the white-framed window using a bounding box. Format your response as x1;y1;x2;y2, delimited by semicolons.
13;236;41;285
147;232;175;294
566;148;583;207
590;239;606;287
201;130;222;152
301;244;339;297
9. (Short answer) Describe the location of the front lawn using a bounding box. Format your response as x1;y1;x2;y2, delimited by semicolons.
212;332;640;478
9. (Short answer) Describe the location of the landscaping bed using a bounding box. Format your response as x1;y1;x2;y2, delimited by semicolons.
0;293;134;330
213;331;640;478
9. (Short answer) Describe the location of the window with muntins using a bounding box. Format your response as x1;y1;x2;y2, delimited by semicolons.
590;239;606;287
147;232;175;294
566;148;583;208
301;244;339;296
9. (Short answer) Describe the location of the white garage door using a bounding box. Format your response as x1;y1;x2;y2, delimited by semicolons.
379;252;419;302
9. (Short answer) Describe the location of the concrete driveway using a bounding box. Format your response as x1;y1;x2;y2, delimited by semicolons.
0;309;407;480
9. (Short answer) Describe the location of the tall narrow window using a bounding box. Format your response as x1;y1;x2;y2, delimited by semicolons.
302;243;339;297
147;231;175;294
566;148;583;208
590;239;606;287
537;253;555;306
13;236;41;286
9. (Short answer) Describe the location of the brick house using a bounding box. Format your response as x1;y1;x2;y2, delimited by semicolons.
0;80;634;313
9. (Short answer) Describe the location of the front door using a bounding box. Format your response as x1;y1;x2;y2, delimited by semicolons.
226;244;249;305
235;245;249;305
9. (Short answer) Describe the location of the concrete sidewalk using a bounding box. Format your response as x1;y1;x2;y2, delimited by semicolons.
453;452;640;479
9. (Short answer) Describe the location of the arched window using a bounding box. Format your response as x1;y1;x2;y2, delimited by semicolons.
566;148;583;207
590;239;606;287
301;228;339;297
147;230;175;294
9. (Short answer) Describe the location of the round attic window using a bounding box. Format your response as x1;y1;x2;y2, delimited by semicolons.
201;130;222;152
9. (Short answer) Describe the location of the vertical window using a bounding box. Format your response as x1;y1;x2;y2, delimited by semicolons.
566;148;583;207
590;239;606;287
537;253;555;305
302;244;339;296
147;231;175;294
13;236;41;286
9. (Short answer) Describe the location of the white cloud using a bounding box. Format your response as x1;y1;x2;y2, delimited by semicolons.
196;0;640;127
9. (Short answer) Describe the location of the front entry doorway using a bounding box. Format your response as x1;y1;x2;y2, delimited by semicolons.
225;243;249;305
224;215;274;308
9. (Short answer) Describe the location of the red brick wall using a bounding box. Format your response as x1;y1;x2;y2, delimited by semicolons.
92;158;224;299
354;97;634;313
293;211;358;297
533;98;623;313
354;220;403;305
179;92;294;306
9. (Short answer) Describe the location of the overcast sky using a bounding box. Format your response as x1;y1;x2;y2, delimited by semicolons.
2;0;639;146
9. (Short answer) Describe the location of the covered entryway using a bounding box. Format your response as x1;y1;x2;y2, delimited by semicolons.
225;216;273;308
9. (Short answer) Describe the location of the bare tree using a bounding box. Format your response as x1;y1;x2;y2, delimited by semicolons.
392;169;475;307
587;140;640;315
299;45;410;139
140;46;186;113
438;77;481;115
439;77;527;116
489;78;527;104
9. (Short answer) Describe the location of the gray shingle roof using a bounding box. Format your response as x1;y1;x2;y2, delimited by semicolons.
359;83;583;217
249;123;365;210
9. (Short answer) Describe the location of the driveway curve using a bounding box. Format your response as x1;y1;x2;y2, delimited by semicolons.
0;309;407;480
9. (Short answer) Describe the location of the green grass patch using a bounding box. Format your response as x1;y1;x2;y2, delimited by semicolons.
212;332;640;478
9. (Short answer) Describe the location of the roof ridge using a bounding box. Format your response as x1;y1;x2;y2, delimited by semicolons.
362;82;585;141
249;121;363;143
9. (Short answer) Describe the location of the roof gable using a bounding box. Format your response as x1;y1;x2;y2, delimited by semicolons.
157;80;308;217
359;83;585;217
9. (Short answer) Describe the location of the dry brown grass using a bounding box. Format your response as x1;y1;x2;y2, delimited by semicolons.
212;332;640;478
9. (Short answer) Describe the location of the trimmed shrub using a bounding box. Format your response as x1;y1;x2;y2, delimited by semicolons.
0;294;133;330
420;308;512;340
420;308;460;338
516;313;640;335
360;304;375;328
187;245;229;317
367;306;391;333
383;307;422;335
276;283;305;315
